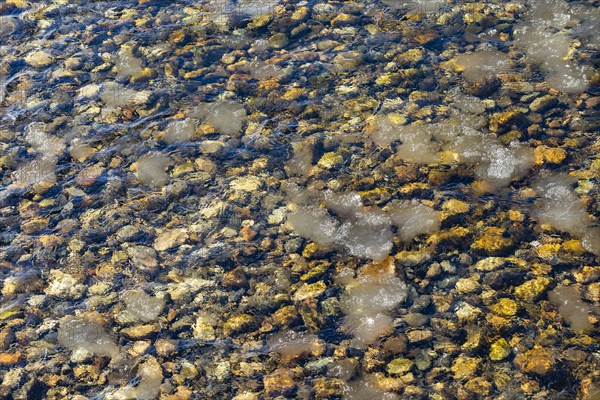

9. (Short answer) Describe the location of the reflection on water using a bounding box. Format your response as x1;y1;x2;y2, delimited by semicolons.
0;0;599;399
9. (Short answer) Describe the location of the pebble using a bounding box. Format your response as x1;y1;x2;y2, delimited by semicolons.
514;277;551;302
0;351;21;366
490;298;518;317
24;50;54;68
44;270;86;299
407;329;433;343
451;355;480;379
230;176;262;192
222;267;248;288
199;140;225;155
317;152;344;169
116;225;142;242
455;276;481;293
387;358;414;375
471;227;513;255
154;228;188;251
529;95;557;112
442;199;470;215
293;281;326;301
155;339;177;357
268;33;289;49
264;369;296;396
1;1;598;398
126;245;159;271
474;257;506;271
465;377;492;396
515;346;554;376
223;314;254;336
489;338;511;361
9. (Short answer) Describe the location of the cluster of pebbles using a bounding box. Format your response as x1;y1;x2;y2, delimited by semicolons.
0;0;599;399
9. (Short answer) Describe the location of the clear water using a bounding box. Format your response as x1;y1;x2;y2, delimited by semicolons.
0;0;599;399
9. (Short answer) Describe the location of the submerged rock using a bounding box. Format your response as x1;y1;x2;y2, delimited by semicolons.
24;50;54;68
44;270;86;300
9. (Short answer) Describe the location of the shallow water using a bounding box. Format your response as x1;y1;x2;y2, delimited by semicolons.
0;0;599;399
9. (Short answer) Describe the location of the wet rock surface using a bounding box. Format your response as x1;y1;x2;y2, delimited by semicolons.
0;0;599;399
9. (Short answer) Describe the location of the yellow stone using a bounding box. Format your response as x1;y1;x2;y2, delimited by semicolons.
302;242;320;258
486;314;510;328
515;346;554;376
317;152;344;169
0;309;21;320
489;338;511;361
282;88;306;101
0;351;22;365
293;281;326;302
387;358;414;374
172;161;195;176
508;210;525;222
514;277;551;301
291;6;309;21
184;69;205;79
399;182;429;194
376;73;400;85
39;234;64;247
169;30;186;43
399;49;424;62
440;59;465;73
427;227;470;245
222;314;254;336
490;298;518;317
442;199;470;215
563;239;585;255
489;110;523;132
464;12;485;23
439;150;460;164
6;0;29;7
387;113;408;125
248;14;272;29
270;306;298;327
471;227;512;254
535;243;561;259
135;18;150;27
534;145;567;165
451;355;480;379
465;377;492;396
455;276;481;293
264;369;295;396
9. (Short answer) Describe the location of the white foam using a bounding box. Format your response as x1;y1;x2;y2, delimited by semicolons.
135;153;172;188
192;101;247;136
163;118;197;144
548;286;593;332
533;174;590;235
455;50;510;83
339;264;408;346
287;189;439;260
514;0;592;93
121;289;165;322
57;314;120;358
533;174;599;255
